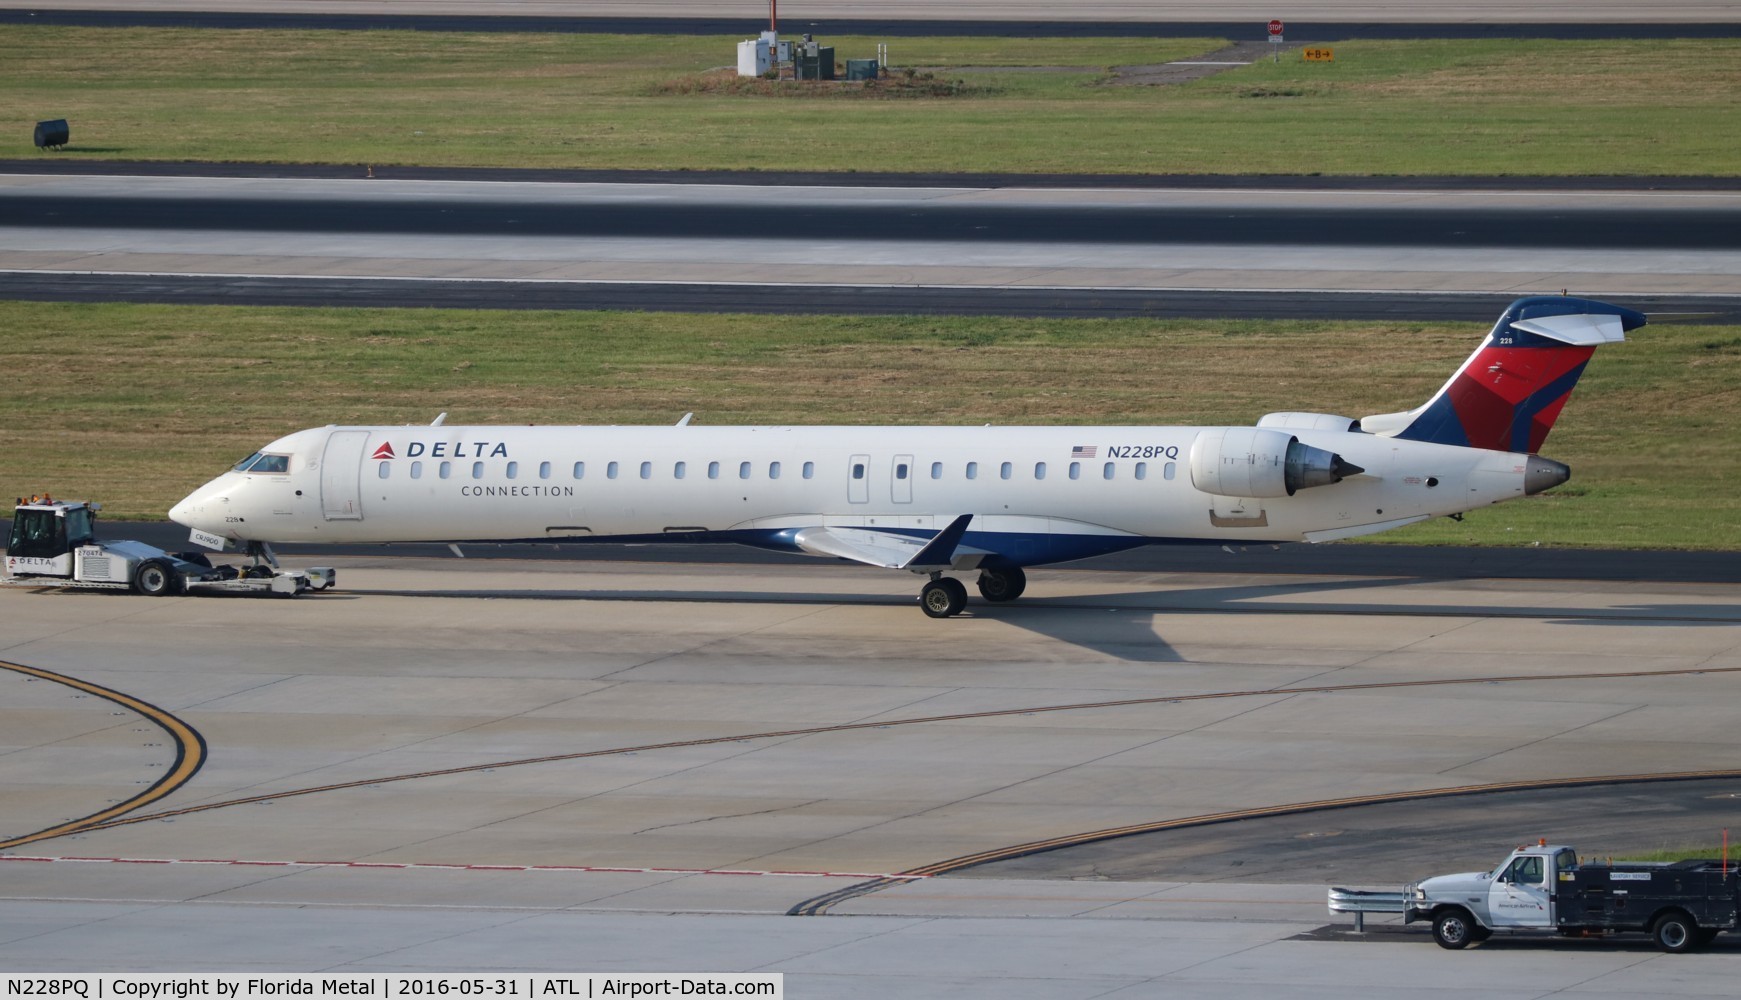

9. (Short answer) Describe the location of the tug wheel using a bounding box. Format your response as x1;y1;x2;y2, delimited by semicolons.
132;559;179;597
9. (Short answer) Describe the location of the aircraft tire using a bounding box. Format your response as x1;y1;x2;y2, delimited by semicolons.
976;567;1027;603
132;559;180;597
921;578;968;618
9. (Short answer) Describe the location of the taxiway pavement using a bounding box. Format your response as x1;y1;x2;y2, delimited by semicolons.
3;557;1739;990
3;175;1738;316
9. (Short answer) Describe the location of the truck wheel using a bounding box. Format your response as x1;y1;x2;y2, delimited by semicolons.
132;559;179;597
1433;909;1478;950
1653;911;1697;953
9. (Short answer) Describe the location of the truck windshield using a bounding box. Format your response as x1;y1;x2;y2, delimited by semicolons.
8;508;67;559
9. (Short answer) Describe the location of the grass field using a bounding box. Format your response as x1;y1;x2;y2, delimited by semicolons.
0;301;1733;549
4;27;1740;174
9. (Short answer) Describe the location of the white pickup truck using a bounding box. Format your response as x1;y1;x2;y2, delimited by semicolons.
1331;841;1739;952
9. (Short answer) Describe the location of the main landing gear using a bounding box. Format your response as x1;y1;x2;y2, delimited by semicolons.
918;567;1027;618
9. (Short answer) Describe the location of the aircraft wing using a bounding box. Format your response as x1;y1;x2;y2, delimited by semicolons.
792;514;984;572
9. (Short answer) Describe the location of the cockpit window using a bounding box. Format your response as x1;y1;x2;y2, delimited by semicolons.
233;453;290;474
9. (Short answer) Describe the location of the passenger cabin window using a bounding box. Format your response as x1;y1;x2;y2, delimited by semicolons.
1135;462;1147;480
472;461;485;480
377;462;390;479
852;463;866;480
506;461;519;480
930;462;942;480
895;463;908;480
966;462;978;480
999;462;1012;480
770;461;782;479
708;461;720;480
1103;462;1115;480
803;461;815;480
440;461;452;479
539;461;552;480
607;461;619;480
739;461;752;480
640;461;652;480
410;461;423;479
1069;462;1081;480
1035;462;1047;479
1164;461;1176;480
674;461;687;479
573;461;585;479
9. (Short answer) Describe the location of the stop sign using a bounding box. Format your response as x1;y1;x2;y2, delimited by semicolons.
1268;19;1284;35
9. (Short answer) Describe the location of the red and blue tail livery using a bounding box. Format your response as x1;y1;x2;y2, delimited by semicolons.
1363;296;1644;453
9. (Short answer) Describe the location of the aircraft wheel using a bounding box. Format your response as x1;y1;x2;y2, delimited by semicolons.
976;567;1027;603
920;577;968;618
132;559;180;597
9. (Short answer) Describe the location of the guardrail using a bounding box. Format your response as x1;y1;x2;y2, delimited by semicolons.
1328;887;1407;932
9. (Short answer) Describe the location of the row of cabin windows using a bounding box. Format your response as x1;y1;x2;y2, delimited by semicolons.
859;460;1177;482
380;459;817;481
379;459;1180;482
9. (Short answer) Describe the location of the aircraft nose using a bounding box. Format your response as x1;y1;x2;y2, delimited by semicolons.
169;481;231;532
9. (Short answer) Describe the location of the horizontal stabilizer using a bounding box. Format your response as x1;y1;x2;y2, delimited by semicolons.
793;515;981;572
1509;313;1626;346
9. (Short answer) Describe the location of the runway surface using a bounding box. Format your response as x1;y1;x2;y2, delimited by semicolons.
6;1;1741;37
3;555;1739;990
5;173;1739;316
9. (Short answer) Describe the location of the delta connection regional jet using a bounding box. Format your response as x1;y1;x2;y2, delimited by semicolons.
171;296;1641;617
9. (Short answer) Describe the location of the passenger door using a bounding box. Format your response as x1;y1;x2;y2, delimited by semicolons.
321;430;369;521
848;453;870;504
891;454;914;504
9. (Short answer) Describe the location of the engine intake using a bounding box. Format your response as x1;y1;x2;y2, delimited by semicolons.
1190;427;1363;498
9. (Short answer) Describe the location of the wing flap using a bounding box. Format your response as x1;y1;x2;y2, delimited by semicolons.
793;515;980;571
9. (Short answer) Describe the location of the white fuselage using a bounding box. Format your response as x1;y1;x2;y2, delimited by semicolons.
170;422;1538;566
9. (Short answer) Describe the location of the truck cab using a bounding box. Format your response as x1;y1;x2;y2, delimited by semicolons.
6;496;97;578
1405;844;1577;947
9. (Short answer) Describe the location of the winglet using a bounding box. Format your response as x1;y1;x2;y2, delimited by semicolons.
901;514;974;571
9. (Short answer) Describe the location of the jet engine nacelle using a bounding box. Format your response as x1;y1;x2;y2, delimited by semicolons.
1189;427;1363;498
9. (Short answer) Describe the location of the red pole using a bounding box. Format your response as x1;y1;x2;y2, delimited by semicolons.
771;0;777;32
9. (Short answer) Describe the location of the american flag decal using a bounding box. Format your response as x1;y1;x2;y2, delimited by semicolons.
1071;445;1097;458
